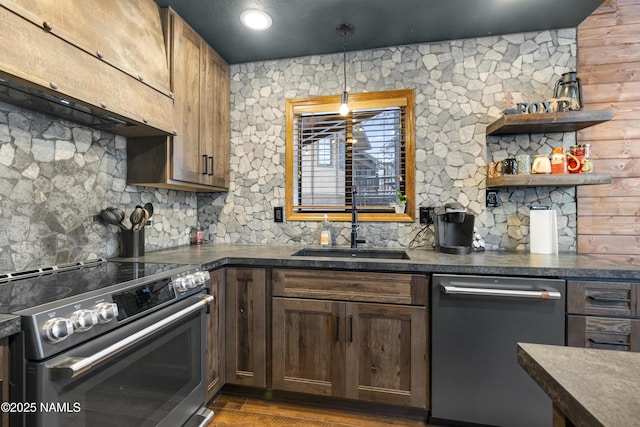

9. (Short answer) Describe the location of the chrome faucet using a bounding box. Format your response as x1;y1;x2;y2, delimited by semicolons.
351;186;366;248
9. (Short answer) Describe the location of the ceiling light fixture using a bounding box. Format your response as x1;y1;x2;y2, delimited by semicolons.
336;23;354;116
240;9;272;30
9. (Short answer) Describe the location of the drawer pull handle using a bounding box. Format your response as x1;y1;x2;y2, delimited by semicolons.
588;296;630;304
349;315;353;343
202;155;208;175
588;338;630;347
335;314;340;341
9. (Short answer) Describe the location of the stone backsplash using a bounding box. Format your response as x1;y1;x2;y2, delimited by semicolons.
1;28;579;273
0;102;197;273
200;28;579;252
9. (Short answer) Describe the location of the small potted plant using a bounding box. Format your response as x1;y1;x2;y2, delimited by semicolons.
395;189;407;213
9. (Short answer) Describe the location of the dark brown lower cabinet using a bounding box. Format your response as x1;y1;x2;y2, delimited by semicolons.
272;297;428;408
566;280;640;352
206;269;225;402
567;315;640;351
225;268;267;387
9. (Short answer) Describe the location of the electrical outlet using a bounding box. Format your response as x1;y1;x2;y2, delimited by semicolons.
486;190;500;208
419;207;434;225
274;207;284;223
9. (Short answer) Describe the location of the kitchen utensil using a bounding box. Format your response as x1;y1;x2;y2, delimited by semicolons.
138;207;150;230
130;206;145;231
100;207;127;230
108;207;127;228
553;72;583;110
143;202;154;219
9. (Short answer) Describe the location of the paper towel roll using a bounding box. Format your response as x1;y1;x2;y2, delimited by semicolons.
530;209;558;254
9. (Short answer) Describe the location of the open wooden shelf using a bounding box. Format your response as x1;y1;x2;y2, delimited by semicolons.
487;173;612;188
486;110;612;136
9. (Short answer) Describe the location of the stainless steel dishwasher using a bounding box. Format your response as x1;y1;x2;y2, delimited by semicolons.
431;274;565;427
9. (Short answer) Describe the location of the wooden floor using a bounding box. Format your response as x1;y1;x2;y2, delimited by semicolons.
207;395;431;426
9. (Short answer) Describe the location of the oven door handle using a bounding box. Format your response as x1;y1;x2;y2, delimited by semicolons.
48;294;214;380
441;285;562;300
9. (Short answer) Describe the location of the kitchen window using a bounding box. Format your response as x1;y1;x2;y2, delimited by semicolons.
285;89;415;222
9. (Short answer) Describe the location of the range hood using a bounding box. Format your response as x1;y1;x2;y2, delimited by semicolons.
0;74;136;132
0;0;174;137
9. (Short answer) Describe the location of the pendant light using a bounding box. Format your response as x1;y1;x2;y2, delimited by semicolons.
336;24;354;116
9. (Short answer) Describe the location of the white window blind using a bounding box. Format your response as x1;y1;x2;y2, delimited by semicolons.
293;105;406;213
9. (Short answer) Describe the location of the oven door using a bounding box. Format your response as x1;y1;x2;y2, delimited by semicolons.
22;294;212;427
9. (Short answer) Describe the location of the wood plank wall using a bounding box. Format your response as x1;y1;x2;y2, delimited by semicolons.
577;0;640;265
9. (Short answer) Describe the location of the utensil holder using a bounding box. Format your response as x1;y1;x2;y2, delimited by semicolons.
120;229;145;257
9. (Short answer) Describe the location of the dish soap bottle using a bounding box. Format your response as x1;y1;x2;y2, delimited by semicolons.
320;215;331;246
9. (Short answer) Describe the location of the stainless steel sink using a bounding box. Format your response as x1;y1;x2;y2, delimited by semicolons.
291;247;410;260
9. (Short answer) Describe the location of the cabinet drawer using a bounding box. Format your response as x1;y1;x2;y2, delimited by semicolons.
272;269;428;305
567;315;640;352
567;280;639;317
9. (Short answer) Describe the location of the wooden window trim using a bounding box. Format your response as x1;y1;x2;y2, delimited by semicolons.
285;89;415;222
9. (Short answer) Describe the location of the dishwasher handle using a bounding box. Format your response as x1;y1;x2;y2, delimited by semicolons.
441;284;561;300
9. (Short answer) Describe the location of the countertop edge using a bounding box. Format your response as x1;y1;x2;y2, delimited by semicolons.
0;314;21;341
517;343;640;427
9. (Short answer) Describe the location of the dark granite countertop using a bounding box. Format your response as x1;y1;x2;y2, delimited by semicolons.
121;243;640;280
3;244;638;340
517;343;640;427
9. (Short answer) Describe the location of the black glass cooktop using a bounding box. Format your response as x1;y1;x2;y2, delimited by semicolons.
0;259;189;313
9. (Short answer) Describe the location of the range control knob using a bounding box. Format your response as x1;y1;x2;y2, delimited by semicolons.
70;309;99;332
173;277;190;293
95;302;119;324
42;317;74;343
185;274;201;289
192;271;211;285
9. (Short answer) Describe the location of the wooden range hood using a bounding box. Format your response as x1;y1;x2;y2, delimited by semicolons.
0;0;174;137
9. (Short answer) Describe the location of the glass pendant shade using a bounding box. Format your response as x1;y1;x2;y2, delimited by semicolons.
340;91;349;116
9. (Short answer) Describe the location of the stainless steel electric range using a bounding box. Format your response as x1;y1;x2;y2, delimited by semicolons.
0;258;215;427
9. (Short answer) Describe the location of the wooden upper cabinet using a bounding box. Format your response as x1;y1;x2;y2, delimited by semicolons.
126;7;230;192
169;13;203;184
201;43;231;188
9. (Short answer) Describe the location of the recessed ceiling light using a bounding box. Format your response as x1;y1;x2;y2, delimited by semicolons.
240;9;272;30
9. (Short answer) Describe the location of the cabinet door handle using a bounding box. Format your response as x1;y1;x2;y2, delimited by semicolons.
349;315;353;342
202;155;208;175
335;314;340;341
588;296;630;304
588;338;630;347
208;156;214;176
